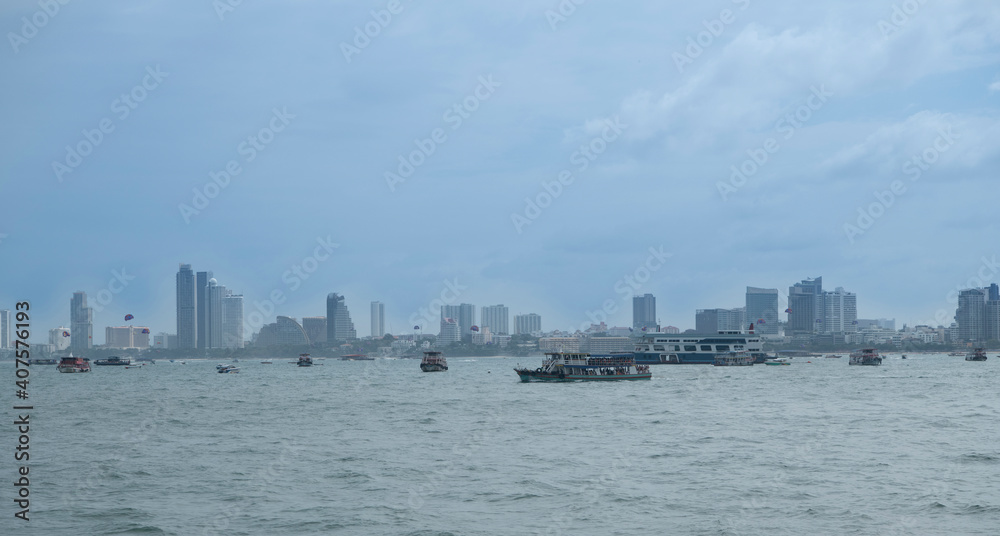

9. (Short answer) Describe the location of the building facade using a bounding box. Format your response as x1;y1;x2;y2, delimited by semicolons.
821;287;857;334
176;264;197;348
745;287;779;336
196;270;213;349
787;277;822;335
438;317;460;345
222;293;244;348
71;291;93;350
326;293;357;343
302;317;327;345
514;313;542;335
481;304;509;335
632;293;657;331
956;288;987;342
371;301;385;338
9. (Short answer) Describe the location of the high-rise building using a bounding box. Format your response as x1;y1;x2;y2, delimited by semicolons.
205;278;225;348
176;264;197;348
632;294;657;331
990;283;1000;302
438;317;460;345
70;291;93;350
985;300;1000;342
0;309;9;349
326;293;357;343
256;316;310;347
956;288;987;342
302;317;327;345
153;332;176;349
223;293;244;348
371;301;385;338
822;287;857;333
745;287;779;336
787;277;822;334
514;313;542;335
441;303;475;336
695;308;745;333
196;270;213;349
480;304;509;335
49;327;71;351
105;326;151;349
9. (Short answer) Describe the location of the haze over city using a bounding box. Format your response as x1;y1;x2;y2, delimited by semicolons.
2;1;999;343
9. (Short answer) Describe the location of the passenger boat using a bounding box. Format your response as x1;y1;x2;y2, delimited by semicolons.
420;351;448;372
297;354;313;367
514;352;651;382
57;355;91;373
217;365;240;374
764;357;791;366
94;356;131;366
713;351;754;366
849;348;882;366
965;348;988;361
631;326;766;364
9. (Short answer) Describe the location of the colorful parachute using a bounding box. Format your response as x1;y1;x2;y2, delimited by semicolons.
815;319;822;323
413;325;420;330
470;325;479;332
758;319;767;324
62;331;70;337
785;308;792;313
141;328;150;334
124;314;134;321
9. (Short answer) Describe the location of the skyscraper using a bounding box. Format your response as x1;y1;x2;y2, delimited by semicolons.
196;270;213;349
302;317;327;345
371;301;385;338
514;313;541;335
480;304;509;335
176;264;197;349
223;293;244;348
956;288;987;342
695;308;745;332
632;294;657;331
0;309;9;349
438;317;460;344
70;291;93;350
326;293;357;343
821;287;857;333
787;277;823;335
745;287;779;336
205;278;225;348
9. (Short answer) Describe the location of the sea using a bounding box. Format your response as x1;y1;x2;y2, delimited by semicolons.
2;354;998;536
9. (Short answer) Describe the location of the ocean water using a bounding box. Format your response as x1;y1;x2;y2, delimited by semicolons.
2;354;998;535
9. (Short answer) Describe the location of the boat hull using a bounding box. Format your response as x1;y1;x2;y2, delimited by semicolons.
57;366;90;373
515;370;650;382
420;364;448;372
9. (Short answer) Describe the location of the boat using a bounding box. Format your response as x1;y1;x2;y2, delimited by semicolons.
764;357;791;366
901;354;907;360
965;348;988;361
849;348;882;366
57;355;91;373
824;354;842;359
297;354;313;367
217;365;240;373
124;364;144;369
420;351;448;372
631;326;766;364
261;359;273;364
94;356;131;366
215;363;228;370
515;353;651;382
713;351;754;366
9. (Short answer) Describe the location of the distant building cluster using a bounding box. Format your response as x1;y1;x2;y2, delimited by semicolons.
176;264;244;349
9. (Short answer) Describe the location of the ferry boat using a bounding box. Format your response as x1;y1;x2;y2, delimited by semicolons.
514;352;651;382
94;356;131;366
849;348;882;366
631;327;766;365
965;348;988;361
713;351;754;366
57;355;91;373
420;351;448;372
297;354;313;367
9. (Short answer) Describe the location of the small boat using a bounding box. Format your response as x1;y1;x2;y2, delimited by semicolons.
965;348;988;361
217;365;240;374
124;364;144;369
901;354;907;360
57;355;91;373
261;359;273;364
764;357;791;366
824;354;842;359
713;351;754;366
94;356;131;366
514;352;651;382
297;354;313;367
420;351;448;372
849;348;882;366
215;363;228;370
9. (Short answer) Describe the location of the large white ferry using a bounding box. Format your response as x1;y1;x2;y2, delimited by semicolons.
630;327;766;365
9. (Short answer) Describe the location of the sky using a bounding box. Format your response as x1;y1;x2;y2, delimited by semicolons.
1;0;999;343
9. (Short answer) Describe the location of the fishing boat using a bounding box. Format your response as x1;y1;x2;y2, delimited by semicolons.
713;351;754;366
297;354;313;367
514;352;651;382
217;364;240;374
57;355;91;373
420;351;448;372
94;356;131;366
764;357;791;366
965;348;988;361
849;348;882;366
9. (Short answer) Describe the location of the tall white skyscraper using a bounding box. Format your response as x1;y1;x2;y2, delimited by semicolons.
514;313;541;335
70;291;93;350
206;278;225;348
481;304;509;335
371;301;385;338
822;287;857;333
0;309;9;349
223;293;244;348
176;264;196;349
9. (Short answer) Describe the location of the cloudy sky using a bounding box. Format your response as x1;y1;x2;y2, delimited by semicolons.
2;0;999;342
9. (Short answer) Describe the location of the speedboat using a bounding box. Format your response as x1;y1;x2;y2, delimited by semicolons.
217;365;240;374
764;357;791;366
